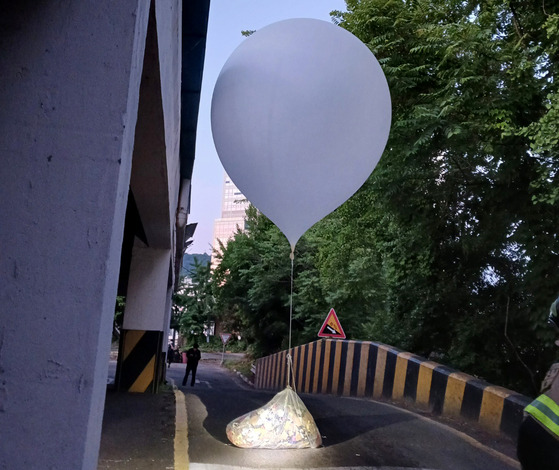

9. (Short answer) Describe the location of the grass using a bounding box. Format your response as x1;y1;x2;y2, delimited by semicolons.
223;358;255;382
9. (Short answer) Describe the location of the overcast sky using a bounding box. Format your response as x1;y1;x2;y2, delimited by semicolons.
188;0;348;255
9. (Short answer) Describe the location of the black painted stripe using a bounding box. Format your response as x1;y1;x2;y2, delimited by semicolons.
281;350;288;389
326;341;336;394
270;352;277;389
364;344;378;397
430;365;454;414
382;349;399;398
300;344;309;392
403;355;422;401
120;330;161;392
501;393;531;438
309;341;318;393
460;379;487;421
277;352;283;388
316;339;327;393
264;356;272;388
337;341;349;395
350;342;362;396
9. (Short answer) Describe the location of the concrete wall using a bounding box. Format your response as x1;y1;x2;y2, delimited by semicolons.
0;0;186;468
255;339;530;440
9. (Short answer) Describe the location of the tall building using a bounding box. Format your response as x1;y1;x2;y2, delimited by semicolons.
212;173;250;263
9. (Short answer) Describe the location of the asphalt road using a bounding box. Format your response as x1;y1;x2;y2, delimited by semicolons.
167;358;521;470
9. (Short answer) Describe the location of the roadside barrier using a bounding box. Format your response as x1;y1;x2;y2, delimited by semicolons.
254;339;530;440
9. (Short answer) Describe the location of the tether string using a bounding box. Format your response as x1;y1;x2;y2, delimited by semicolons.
287;248;295;388
289;249;294;351
286;353;297;393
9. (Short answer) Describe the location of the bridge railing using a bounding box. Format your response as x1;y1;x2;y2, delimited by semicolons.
254;339;530;440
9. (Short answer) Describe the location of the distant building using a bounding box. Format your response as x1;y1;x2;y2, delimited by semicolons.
211;173;250;265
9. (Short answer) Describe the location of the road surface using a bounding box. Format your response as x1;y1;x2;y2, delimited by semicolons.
166;357;521;470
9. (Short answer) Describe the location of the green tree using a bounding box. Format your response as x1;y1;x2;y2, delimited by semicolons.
213;206;294;356
174;257;215;344
210;0;559;396
328;0;559;394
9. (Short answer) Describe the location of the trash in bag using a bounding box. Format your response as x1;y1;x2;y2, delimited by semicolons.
226;386;322;449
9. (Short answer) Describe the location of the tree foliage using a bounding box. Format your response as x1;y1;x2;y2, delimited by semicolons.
173;257;214;343
193;0;559;396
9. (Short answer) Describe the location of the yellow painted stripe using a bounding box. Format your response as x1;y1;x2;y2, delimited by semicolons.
393;352;412;400
283;350;291;385
260;359;266;388
417;361;438;407
129;356;155;392
356;342;370;397
297;345;305;391
331;340;343;393
268;354;274;388
122;330;144;362
276;352;282;388
255;360;261;388
268;355;274;388
304;343;313;393
174;389;189;470
443;372;470;416
479;385;510;432
271;352;278;388
261;357;268;388
373;345;388;399
321;340;332;393
343;341;356;396
278;351;287;387
312;341;323;393
289;347;297;389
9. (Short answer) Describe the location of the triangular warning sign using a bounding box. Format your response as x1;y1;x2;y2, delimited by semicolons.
318;308;346;339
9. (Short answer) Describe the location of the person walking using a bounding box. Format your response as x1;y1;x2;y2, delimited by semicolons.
167;344;174;368
182;343;201;386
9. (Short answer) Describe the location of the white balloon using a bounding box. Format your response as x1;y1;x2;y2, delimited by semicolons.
211;18;391;250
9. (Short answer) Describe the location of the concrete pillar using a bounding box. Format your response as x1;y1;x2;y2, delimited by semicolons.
0;1;152;468
117;243;171;392
114;0;183;393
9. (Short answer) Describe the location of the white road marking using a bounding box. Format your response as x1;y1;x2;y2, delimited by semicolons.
189;465;437;470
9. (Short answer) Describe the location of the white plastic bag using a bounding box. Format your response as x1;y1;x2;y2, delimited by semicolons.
226;386;322;449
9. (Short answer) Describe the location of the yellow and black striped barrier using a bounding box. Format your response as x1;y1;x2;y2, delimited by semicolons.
116;329;164;393
254;339;530;439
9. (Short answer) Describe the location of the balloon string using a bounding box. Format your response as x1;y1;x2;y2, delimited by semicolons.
287;248;294;389
289;248;294;351
287;353;297;393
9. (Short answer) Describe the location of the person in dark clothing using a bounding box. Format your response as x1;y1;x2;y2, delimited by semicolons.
182;343;201;386
167;344;174;368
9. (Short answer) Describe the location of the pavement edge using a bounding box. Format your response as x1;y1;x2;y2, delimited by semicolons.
172;377;189;470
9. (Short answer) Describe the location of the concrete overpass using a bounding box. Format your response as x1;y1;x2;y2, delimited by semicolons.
0;1;210;468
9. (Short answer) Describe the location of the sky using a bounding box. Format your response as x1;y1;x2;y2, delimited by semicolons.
187;0;348;255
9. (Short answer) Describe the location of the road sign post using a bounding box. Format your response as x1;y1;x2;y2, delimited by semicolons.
220;333;232;364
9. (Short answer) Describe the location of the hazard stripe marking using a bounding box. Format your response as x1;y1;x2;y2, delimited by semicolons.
129;356;156;393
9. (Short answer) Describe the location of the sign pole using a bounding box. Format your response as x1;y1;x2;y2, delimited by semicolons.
220;333;232;365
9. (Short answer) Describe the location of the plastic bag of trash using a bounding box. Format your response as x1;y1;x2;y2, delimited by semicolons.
226;386;322;449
